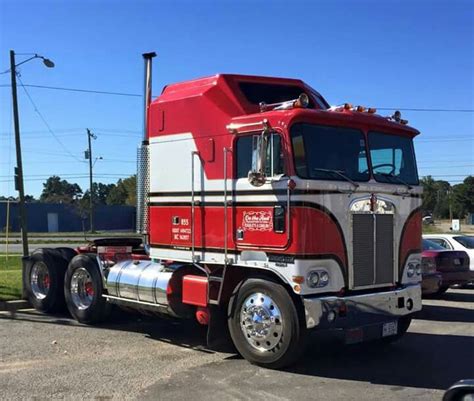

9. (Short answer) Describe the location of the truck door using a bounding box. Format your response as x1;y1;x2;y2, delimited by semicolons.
233;133;290;250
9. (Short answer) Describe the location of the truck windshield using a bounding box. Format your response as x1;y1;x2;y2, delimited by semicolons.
290;123;370;182
368;131;419;185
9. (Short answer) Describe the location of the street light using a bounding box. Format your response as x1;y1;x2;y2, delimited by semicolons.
9;50;55;263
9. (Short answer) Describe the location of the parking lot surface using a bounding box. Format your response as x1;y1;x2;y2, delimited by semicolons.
1;289;473;400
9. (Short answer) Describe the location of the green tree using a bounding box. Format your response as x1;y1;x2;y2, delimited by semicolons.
420;177;454;219
106;175;136;206
40;176;82;204
82;182;116;205
432;180;451;219
452;176;474;218
420;176;437;214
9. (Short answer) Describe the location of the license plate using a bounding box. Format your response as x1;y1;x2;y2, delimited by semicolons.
382;321;398;337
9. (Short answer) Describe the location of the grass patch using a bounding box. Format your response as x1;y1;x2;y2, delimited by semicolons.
0;255;23;301
422;225;443;234
0;239;85;245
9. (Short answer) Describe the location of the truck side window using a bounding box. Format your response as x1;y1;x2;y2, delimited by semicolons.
264;134;285;177
236;134;285;178
236;136;253;178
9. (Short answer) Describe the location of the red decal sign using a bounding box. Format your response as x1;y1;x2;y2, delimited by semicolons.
242;211;273;232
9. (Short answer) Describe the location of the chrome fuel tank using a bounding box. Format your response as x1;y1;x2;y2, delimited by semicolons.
106;260;173;306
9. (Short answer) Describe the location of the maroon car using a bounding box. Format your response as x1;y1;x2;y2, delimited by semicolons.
421;239;471;296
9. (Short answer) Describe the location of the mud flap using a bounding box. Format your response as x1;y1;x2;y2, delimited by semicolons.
206;305;235;353
21;256;32;299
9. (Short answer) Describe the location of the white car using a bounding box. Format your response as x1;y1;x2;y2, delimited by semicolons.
423;234;474;273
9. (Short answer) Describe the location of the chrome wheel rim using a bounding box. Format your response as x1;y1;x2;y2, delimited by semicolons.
30;262;50;300
70;267;94;310
240;292;283;352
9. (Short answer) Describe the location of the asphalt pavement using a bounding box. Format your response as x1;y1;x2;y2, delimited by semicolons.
1;289;473;400
1;243;84;254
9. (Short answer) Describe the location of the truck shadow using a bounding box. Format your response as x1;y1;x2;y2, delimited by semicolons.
441;290;474;303
415;304;474;323
286;331;474;390
3;304;473;391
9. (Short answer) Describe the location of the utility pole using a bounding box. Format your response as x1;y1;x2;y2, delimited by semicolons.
86;129;96;232
10;50;29;258
448;188;453;222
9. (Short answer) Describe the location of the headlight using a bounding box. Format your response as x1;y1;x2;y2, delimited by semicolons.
307;271;320;287
407;263;416;278
307;270;330;288
319;271;330;285
415;263;422;276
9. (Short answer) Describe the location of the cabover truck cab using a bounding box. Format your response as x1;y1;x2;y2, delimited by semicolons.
24;53;423;368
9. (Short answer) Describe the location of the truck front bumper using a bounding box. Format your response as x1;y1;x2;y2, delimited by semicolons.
303;284;422;330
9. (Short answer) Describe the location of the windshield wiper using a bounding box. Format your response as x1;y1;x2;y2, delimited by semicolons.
376;172;413;190
313;168;359;191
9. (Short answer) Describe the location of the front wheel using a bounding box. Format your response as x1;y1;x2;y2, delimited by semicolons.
228;278;306;369
64;254;111;324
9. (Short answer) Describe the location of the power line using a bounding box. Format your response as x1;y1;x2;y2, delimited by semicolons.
0;128;141;135
1;83;474;113
0;175;133;183
416;137;473;143
418;164;474;168
0;83;142;98
17;77;85;163
418;155;474;165
420;174;472;177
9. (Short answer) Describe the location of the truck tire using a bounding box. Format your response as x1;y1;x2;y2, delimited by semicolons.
25;248;69;312
54;247;78;264
64;254;111;324
228;278;306;369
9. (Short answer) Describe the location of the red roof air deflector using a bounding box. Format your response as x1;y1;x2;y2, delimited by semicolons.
147;74;328;139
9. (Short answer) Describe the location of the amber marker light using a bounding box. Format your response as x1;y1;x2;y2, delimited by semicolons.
356;105;366;112
292;275;305;284
367;107;377;114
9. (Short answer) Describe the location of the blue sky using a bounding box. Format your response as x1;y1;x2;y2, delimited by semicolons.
1;0;473;197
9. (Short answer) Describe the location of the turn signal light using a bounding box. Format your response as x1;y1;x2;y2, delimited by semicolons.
356;105;366;112
343;103;352;110
367;108;377;114
292;275;305;284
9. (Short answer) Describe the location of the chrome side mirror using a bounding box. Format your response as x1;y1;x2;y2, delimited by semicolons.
248;132;268;187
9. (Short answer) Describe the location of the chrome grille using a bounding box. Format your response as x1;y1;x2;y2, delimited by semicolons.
375;215;394;284
352;213;394;288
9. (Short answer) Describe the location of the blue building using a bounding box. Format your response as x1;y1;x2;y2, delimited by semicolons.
0;202;136;232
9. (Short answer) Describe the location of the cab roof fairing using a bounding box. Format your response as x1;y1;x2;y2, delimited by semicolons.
149;73;329;125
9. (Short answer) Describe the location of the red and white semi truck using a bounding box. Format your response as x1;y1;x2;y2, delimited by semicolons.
24;52;423;368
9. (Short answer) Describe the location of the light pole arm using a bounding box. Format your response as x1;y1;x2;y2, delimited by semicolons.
13;55;39;69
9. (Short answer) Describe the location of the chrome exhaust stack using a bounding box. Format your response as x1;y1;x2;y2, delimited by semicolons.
136;52;156;235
